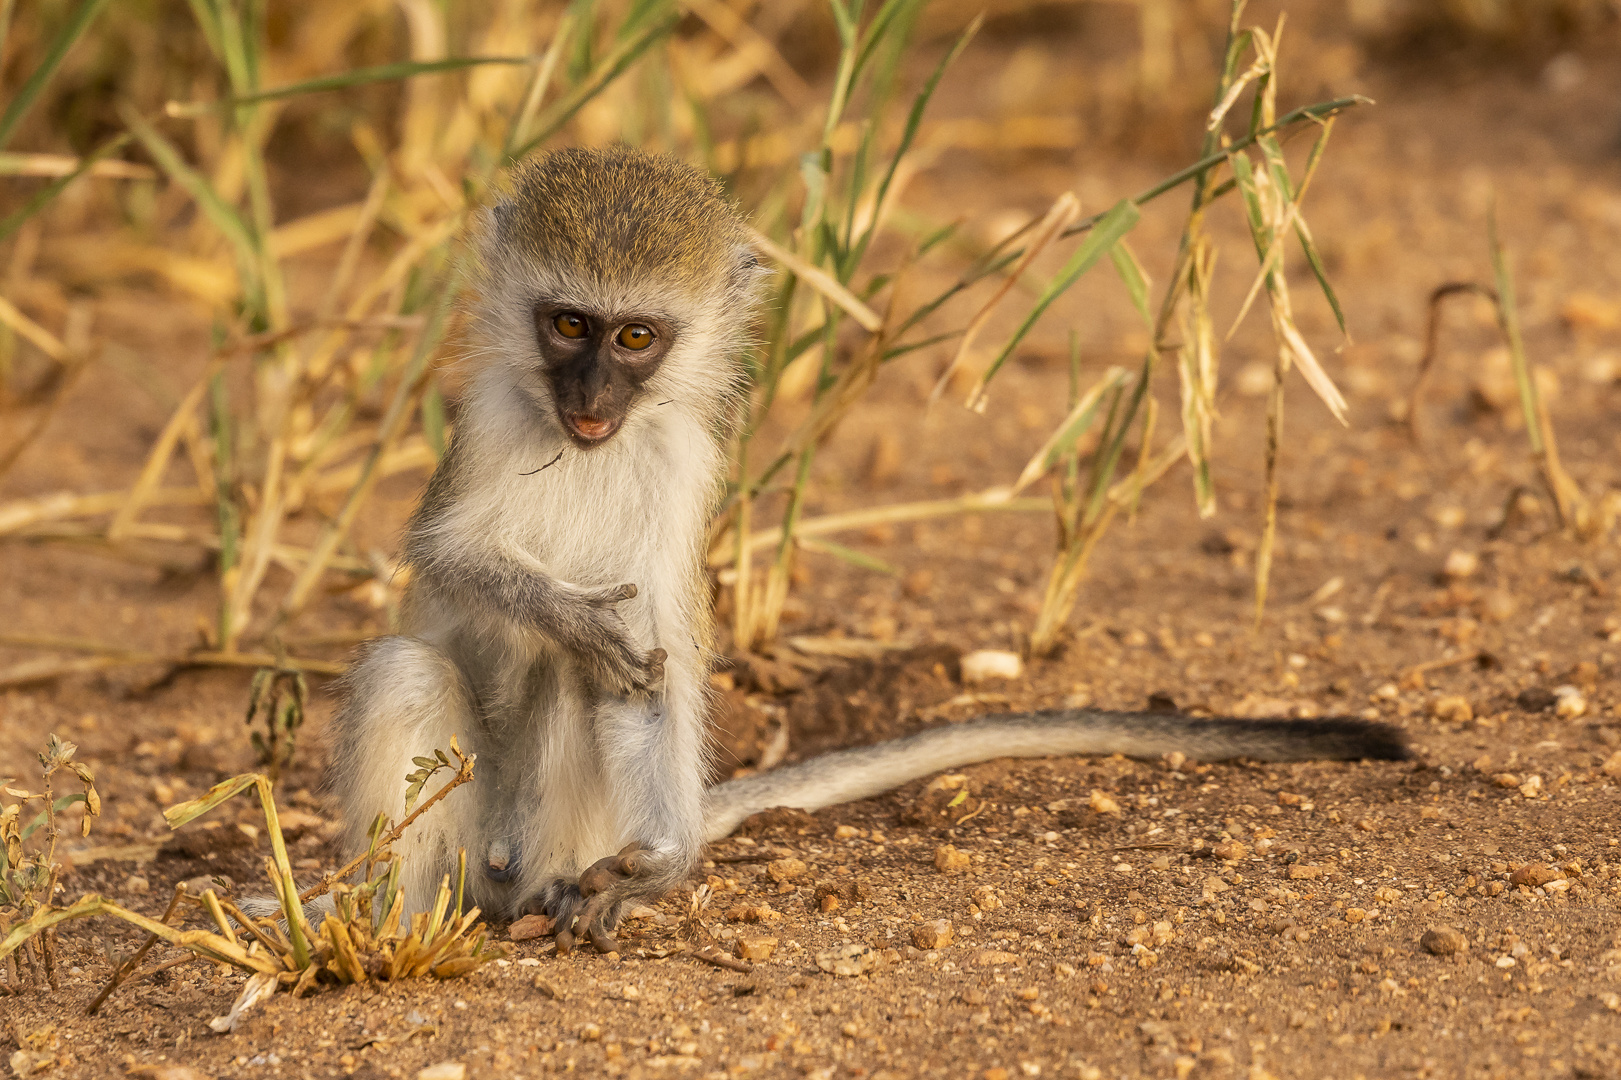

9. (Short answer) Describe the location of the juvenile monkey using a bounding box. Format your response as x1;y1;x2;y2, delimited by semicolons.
331;146;1406;954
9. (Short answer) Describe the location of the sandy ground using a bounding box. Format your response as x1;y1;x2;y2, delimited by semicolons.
4;15;1621;1080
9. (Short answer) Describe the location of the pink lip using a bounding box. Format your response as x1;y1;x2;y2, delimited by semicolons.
566;413;619;442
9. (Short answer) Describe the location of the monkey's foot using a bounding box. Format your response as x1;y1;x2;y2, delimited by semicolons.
555;843;658;955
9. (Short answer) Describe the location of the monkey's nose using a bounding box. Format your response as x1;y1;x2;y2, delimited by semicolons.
565;412;620;442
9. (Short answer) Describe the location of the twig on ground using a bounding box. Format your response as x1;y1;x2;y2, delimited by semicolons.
691;944;753;973
85;882;187;1015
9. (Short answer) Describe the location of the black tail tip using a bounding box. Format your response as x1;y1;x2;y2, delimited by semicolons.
1312;717;1411;761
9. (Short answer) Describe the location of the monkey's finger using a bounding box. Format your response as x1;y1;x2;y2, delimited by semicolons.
609;583;638;602
648;648;667;665
587;921;621;955
555;926;578;955
578;864;619;895
572;891;627;954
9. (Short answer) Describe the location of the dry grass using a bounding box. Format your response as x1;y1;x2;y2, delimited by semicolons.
0;0;1607;684
2;731;501;1010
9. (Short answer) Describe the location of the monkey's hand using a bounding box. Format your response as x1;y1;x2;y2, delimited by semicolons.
554;843;663;955
565;583;666;696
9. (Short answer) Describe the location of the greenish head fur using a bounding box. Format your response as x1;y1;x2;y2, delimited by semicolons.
495;146;751;297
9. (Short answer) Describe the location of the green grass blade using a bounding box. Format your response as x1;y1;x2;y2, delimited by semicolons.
1487;202;1542;454
168;57;535;116
0;0;112;150
1109;240;1153;329
119;104;263;312
1293;215;1345;336
1081;359;1151;528
915;219;961;258
797;536;897;576
849;15;978;270
1284;121;1347;336
502;13;577;161
969;199;1141;402
1060;96;1370;240
1228;150;1266;237
181;0;224;62
508;12;678;161
422;382;447;461
0;133;132;244
1013;366;1130;492
881;329;961;363
164;774;262;829
851;0;923;89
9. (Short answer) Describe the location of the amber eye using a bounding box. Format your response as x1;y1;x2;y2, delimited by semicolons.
553;312;590;339
617;324;654;351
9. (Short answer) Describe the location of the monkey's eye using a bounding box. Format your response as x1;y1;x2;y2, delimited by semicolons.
617;324;655;351
553;312;590;339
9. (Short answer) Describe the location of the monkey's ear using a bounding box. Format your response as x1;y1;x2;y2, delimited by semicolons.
731;244;772;296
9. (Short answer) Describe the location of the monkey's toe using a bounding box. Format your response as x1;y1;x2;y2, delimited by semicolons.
556;843;657;955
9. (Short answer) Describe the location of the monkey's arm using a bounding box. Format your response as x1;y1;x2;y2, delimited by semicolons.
408;538;665;695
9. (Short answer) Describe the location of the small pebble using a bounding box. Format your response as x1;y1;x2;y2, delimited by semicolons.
911;919;954;950
767;857;807;883
1509;863;1561;887
934;845;971;873
1088;790;1121;816
815;943;878;977
508;913;554;942
1430;695;1473;723
417;1065;466;1080
124;874;151;895
1554;685;1587;719
739;936;778;961
1442;550;1478;578
959;650;1022;685
1420;927;1468;955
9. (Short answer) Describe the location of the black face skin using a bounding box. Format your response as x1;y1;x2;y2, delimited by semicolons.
533;303;673;447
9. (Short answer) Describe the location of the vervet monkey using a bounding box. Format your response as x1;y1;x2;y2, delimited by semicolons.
330;146;1406;954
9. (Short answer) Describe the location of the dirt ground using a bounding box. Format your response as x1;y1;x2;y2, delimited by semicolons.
5;12;1621;1080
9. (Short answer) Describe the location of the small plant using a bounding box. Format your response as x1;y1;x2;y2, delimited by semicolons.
1406;206;1601;539
0;734;499;1008
0;734;99;993
245;664;307;784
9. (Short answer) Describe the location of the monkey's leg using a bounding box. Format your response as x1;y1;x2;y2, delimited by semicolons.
556;690;706;954
329;636;481;914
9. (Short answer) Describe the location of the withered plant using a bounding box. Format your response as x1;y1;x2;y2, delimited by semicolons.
0;733;501;1009
0;735;100;993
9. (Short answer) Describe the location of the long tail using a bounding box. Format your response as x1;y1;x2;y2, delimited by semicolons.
701;710;1407;841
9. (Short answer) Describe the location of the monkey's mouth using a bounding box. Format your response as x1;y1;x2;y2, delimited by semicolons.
563;412;621;444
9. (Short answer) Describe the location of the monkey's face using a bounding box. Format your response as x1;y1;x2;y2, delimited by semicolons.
532;303;674;447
